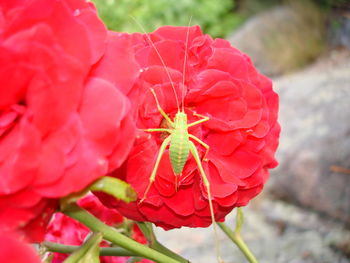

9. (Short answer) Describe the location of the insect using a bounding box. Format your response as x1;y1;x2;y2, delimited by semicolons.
133;18;224;263
141;88;211;202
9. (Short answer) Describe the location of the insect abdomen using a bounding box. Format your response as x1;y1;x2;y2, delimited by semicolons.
169;129;189;174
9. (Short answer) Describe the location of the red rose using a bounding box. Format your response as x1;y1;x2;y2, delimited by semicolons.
0;0;135;241
77;194;124;226
98;26;280;229
0;231;41;263
45;195;153;263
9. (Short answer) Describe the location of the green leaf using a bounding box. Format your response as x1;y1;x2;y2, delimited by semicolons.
60;176;137;210
89;176;137;203
63;233;103;263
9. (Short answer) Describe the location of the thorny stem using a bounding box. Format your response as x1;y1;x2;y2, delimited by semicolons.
217;221;259;263
62;203;181;263
43;242;137;256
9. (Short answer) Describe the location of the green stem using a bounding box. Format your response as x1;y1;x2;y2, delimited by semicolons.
43;242;137;256
137;222;190;263
63;233;102;263
153;241;189;263
217;222;258;263
63;203;181;263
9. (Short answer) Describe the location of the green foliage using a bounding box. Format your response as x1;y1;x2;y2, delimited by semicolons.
314;0;349;9
63;233;102;263
91;0;242;38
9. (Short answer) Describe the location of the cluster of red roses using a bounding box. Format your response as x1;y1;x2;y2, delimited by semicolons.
45;194;153;263
0;0;279;262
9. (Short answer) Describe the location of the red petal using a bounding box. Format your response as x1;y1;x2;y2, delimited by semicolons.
63;0;107;64
19;199;57;242
139;202;189;228
206;131;243;156
0;120;40;195
163;187;194;217
0;190;41;209
80;77;131;157
107;116;136;170
152;25;202;44
242;82;263;109
91;32;140;95
236;185;263;206
78;195;123;226
146;40;185;73
215;191;239;207
35;139;107;197
204;162;238;198
0;232;41;263
209;150;262;183
250;121;270;138
208;48;249;79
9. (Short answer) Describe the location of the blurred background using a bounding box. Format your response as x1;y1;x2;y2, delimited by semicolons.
91;0;350;262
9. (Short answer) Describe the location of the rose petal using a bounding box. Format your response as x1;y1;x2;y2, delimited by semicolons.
80;77;131;156
0;232;41;263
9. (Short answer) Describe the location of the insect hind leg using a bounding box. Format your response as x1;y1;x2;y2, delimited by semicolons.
189;134;210;161
188;141;223;263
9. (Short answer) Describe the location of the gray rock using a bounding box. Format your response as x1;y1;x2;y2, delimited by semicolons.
228;3;326;76
269;49;350;225
329;12;350;49
154;197;350;263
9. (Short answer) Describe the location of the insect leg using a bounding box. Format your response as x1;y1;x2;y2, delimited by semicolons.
188;113;209;127
150;88;174;127
144;128;171;133
188;134;210;161
140;136;172;203
192;111;210;119
189;141;223;263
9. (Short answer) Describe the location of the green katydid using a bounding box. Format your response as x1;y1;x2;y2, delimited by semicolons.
134;19;224;263
141;88;211;201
